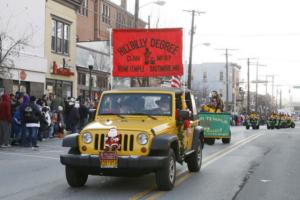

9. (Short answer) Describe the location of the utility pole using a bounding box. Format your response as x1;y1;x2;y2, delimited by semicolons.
130;0;140;87
271;75;275;110
280;89;282;109
239;58;257;114
247;58;250;114
225;49;230;112
184;10;205;90
134;0;139;28
255;61;267;113
216;48;238;112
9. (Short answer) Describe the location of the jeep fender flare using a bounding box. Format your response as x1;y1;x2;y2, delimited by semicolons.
150;134;179;160
192;126;204;149
62;133;79;148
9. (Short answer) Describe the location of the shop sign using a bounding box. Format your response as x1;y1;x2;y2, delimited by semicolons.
53;61;74;76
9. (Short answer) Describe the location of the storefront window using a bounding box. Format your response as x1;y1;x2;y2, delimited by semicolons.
46;79;72;100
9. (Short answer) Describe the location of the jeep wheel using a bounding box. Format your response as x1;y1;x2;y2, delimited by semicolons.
156;149;176;191
246;126;250;130
186;139;202;172
65;166;88;187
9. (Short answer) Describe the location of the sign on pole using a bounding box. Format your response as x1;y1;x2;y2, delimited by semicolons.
113;28;183;77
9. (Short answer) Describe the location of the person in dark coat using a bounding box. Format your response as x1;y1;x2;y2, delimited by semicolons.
78;97;89;129
19;95;30;146
0;94;12;147
67;99;80;134
23;96;42;149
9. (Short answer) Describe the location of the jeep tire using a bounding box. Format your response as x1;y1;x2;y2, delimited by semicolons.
156;149;176;191
65;147;88;187
65;166;88;187
186;139;202;172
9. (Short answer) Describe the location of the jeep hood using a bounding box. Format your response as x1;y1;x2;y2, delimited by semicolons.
82;119;174;134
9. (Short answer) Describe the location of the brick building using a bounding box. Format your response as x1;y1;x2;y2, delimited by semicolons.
77;0;146;41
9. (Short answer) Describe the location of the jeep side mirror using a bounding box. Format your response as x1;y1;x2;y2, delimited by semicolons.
178;110;190;120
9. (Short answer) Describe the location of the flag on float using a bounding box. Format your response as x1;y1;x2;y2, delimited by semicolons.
171;76;181;88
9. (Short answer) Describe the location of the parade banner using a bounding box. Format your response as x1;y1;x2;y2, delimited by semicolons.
113;28;183;77
199;112;231;137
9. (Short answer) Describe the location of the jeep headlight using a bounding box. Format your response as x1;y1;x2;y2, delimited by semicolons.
83;132;93;144
138;133;149;145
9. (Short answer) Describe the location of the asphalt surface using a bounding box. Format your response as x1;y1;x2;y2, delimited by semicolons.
0;123;299;200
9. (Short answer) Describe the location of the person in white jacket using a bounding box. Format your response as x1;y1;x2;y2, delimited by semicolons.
40;106;51;140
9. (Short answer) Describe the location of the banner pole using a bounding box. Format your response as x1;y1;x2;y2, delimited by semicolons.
183;28;186;94
109;28;113;89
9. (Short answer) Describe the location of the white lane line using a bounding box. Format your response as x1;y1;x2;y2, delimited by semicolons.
0;151;59;160
143;133;263;200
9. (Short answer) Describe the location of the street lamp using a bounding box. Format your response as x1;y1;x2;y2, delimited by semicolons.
139;1;166;9
87;55;94;101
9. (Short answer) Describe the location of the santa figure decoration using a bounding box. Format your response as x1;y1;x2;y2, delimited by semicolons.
104;128;121;151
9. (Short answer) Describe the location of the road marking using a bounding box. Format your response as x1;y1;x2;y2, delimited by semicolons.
129;133;262;200
144;134;262;200
0;151;59;160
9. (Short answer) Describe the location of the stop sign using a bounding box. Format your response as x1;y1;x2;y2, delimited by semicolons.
20;70;27;81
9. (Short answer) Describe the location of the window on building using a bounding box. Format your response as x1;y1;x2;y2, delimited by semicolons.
78;73;86;85
102;3;110;24
116;12;121;28
97;76;108;89
220;71;224;81
51;19;70;55
78;0;88;16
203;71;207;82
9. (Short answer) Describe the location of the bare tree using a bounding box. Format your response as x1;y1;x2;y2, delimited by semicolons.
0;32;32;78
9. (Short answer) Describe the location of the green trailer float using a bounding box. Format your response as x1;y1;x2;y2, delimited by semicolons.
199;112;231;145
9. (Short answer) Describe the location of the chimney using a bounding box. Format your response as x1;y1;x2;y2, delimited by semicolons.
121;0;127;10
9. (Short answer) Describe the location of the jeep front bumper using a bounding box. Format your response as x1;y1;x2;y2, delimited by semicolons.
60;154;168;170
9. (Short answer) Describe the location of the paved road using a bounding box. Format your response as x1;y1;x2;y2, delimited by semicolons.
0;124;299;200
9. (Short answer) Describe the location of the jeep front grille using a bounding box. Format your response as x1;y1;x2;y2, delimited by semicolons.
94;133;134;151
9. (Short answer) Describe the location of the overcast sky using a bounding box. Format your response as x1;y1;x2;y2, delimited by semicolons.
112;0;300;102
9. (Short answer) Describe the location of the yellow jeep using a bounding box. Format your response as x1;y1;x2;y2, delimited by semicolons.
60;87;204;191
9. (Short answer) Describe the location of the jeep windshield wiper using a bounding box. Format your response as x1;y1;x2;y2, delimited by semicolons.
100;113;125;119
131;113;157;120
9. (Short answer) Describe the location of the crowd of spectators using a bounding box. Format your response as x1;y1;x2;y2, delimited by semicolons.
0;92;96;150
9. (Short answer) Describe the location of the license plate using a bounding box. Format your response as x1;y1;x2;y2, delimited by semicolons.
99;151;118;168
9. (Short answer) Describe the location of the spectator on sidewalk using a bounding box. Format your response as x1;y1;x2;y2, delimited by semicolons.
20;95;30;146
67;99;80;134
39;106;51;140
56;106;65;138
23;96;42;150
49;93;64;112
78;97;89;130
11;107;22;145
0;94;12;147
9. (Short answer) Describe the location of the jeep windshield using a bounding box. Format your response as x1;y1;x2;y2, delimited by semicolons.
98;93;172;116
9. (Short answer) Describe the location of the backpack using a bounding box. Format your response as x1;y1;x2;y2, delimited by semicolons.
24;104;39;123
